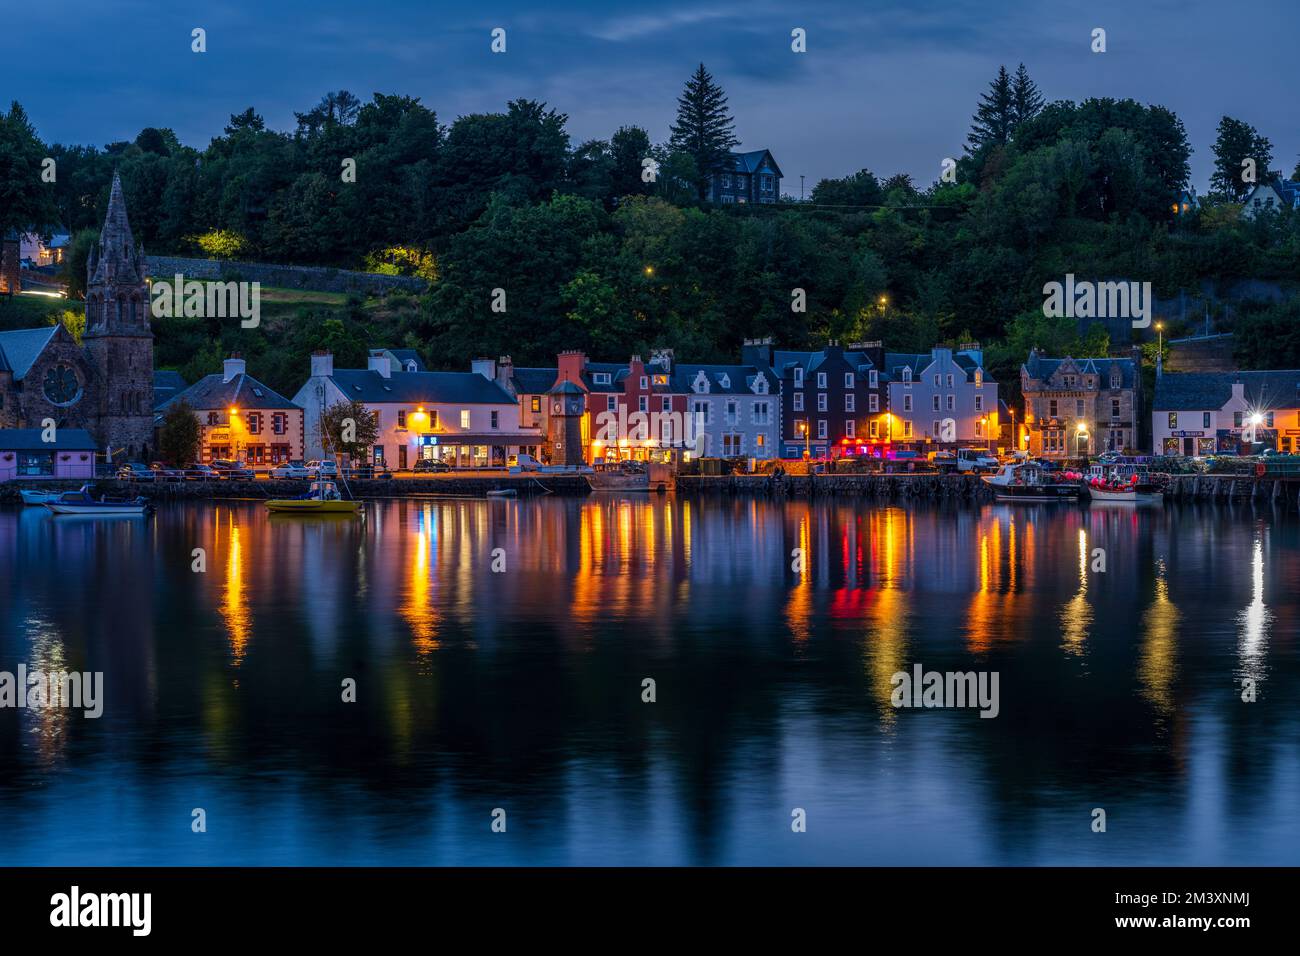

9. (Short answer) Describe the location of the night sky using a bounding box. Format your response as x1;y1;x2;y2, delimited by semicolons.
4;0;1296;194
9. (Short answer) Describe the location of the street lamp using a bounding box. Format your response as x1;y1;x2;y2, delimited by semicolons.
1155;321;1163;359
1076;421;1089;459
798;420;810;460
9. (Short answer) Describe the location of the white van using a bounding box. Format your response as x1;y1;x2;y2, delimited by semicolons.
508;453;541;474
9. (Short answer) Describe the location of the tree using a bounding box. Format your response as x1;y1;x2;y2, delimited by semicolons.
158;400;202;465
668;64;738;201
609;126;653;201
811;169;883;207
1210;116;1273;201
1010;64;1044;128
60;228;100;301
320;399;379;461
967;66;1015;152
0;101;58;244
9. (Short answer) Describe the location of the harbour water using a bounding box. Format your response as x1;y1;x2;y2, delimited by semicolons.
0;496;1296;865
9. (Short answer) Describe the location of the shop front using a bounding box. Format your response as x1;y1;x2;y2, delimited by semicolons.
406;432;543;469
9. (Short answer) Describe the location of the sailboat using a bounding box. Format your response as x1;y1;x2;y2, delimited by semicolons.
266;480;361;514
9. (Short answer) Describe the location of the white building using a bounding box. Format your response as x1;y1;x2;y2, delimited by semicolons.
885;346;998;446
292;350;543;469
673;361;779;458
1152;370;1300;456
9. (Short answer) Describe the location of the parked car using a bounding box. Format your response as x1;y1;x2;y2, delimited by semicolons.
412;458;451;473
343;464;394;480
150;462;186;482
508;453;541;473
117;462;156;482
956;448;999;473
184;462;221;481
270;461;311;480
211;459;254;481
306;460;339;478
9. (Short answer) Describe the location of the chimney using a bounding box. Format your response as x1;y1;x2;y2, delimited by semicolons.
223;354;246;383
368;350;392;379
958;341;983;366
311;350;333;378
557;350;586;388
497;355;514;394
650;348;674;372
471;356;496;381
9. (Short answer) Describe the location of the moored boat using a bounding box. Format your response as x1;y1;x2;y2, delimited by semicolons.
1085;468;1163;503
587;461;650;492
43;485;152;516
20;489;65;506
982;462;1080;501
265;480;361;514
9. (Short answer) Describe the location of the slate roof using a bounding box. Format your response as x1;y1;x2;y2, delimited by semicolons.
329;369;517;405
1023;353;1138;389
153;370;188;409
673;363;774;395
159;371;299;412
511;367;558;394
0;327;58;380
384;349;425;372
729;149;783;178
547;379;585;396
0;427;97;451
1152;371;1300;411
773;348;879;379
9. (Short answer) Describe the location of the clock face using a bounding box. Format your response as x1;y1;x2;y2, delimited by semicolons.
43;365;81;406
553;402;562;414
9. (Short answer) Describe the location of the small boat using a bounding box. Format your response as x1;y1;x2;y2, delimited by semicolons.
265;480;361;514
587;461;650;492
485;488;517;498
20;489;64;506
43;485;152;516
982;462;1080;501
1085;468;1163;503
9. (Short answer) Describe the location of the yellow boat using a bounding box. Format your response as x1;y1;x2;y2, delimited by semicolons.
265;481;362;514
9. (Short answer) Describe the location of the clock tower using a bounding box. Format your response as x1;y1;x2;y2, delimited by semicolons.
546;378;587;466
83;171;154;460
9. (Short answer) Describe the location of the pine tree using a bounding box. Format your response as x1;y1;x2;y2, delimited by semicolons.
967;67;1016;153
1010;63;1044;128
668;64;739;201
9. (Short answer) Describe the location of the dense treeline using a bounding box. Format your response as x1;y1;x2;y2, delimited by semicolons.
3;64;1300;399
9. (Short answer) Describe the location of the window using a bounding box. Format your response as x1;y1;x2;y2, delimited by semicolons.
946;395;955;411
946;374;954;388
460;409;471;429
693;400;709;423
207;411;218;426
373;410;382;430
531;396;541;413
932;395;940;412
903;367;912;383
974;370;982;387
247;412;262;435
640;376;648;389
1075;400;1084;417
845;420;856;438
844;373;854;389
607;396;617;412
662;396;671;412
491;410;499;429
974;396;982;412
593;373;611;385
869;420;879;438
974;419;983;437
638;396;648;413
817;372;827;389
817;393;827;412
793;367;804;387
1233;411;1243;428
869;394;879;412
653;374;668;386
1113;399;1121;419
754;401;770;425
1203;412;1211;428
793;393;804;411
933;420;942;436
397;409;407;427
273;414;286;435
429;410;439;429
817;420;827;439
934;374;940;387
903;395;912;412
1169;413;1178;429
869;370;878;388
1049;400;1058;418
726;400;738;424
756;434;766;448
903;421;913;438
844;394;855;412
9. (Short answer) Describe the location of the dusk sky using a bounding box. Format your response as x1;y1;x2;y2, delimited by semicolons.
4;0;1296;194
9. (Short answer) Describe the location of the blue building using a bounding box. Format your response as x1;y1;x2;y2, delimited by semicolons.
709;149;782;204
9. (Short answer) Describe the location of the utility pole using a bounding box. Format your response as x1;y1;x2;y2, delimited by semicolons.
800;175;805;201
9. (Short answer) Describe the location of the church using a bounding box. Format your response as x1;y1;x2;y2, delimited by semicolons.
0;173;155;461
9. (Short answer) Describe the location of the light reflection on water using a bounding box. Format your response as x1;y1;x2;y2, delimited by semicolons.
0;497;1296;865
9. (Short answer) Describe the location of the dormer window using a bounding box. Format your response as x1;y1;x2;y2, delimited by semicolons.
869;370;878;388
793;368;804;387
719;374;730;389
974;370;982;387
593;372;611;385
903;367;912;383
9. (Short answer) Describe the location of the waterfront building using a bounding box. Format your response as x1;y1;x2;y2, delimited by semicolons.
0;172;155;460
292;350;542;469
0;427;97;480
884;345;998;449
1021;348;1142;457
772;342;887;458
1152;369;1300;456
673;344;780;459
158;356;304;465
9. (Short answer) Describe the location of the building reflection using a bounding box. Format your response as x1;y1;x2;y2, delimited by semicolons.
1139;559;1180;719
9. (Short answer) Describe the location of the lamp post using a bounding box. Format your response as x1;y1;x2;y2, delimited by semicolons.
1156;321;1163;360
799;420;810;461
1076;421;1089;460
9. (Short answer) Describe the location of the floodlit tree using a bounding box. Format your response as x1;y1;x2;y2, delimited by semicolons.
320;399;379;461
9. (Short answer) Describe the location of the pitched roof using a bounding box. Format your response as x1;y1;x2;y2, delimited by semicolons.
0;326;58;380
329;369;517;405
1153;370;1300;411
153;370;188;409
730;149;783;178
384;348;425;372
1023;352;1137;389
0;427;98;451
511;367;558;394
159;371;299;412
673;363;774;394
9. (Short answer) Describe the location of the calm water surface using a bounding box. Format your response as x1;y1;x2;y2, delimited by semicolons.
1;495;1297;865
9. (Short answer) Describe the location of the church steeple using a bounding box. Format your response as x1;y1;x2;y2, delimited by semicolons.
87;171;145;288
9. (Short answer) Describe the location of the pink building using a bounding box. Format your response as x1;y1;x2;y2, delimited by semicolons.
0;428;98;480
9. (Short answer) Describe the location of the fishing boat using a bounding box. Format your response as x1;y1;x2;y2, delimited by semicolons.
1085;467;1163;503
982;462;1080;501
20;489;64;506
265;480;361;514
43;485;152;516
587;461;650;492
